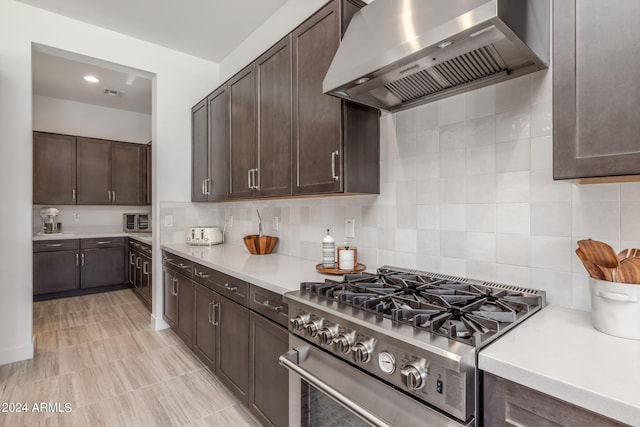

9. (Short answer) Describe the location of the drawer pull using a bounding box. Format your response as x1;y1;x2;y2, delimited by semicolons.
96;241;111;245
178;263;190;270
196;271;209;279
262;300;283;312
45;243;63;247
223;283;238;292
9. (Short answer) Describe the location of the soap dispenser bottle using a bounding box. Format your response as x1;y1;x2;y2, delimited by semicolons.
322;229;336;268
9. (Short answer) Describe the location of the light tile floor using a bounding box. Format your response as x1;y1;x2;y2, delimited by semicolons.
0;289;260;427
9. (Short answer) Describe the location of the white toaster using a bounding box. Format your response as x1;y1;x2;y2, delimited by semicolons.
187;226;223;246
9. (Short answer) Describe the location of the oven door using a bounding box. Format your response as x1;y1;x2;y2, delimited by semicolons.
280;335;472;427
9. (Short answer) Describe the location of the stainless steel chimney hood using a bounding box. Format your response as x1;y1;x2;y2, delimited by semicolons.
323;0;550;112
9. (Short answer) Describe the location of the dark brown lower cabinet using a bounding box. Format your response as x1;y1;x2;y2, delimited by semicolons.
163;266;178;327
217;295;250;404
162;267;194;347
249;311;289;427
128;240;152;308
81;247;126;288
33;250;80;295
193;283;217;368
483;372;627;427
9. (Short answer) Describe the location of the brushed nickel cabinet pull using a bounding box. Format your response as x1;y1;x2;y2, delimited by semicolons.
262;300;283;312
96;241;111;245
223;283;238;292
76;253;79;266
72;189;76;201
81;253;85;266
331;150;339;181
143;261;149;275
45;243;63;247
112;191;116;202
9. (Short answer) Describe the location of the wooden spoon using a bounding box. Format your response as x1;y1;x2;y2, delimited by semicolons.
577;239;620;269
615;257;640;284
618;248;640;261
575;248;606;280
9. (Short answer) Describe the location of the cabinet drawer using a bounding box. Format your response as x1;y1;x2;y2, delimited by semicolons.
81;237;126;249
249;284;289;328
162;251;193;278
33;239;80;252
129;239;151;256
194;264;248;306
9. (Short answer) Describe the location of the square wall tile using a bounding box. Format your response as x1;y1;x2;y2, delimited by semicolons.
415;155;440;180
396;133;417;158
530;169;572;202
466;232;496;262
620;202;640;240
496;139;530;173
496;234;531;267
621;182;640;201
466;204;496;233
465;174;496;203
417;229;440;256
438;94;466;126
465;116;495;147
572;201;620;240
531;202;571;237
571;273;591;312
396;205;417;229
416;129;439;155
416;178;440;204
465;85;496;119
396;181;417;205
496;264;531;287
438;257;466;276
416;255;441;272
466;260;496;281
377;228;396;251
395;229;417;253
417;204;440;230
496;171;530;203
496;203;530;234
466;145;495;175
530;69;552;105
496;107;530;143
440;177;466;204
394;108;417;135
571;183;620;202
496;75;531;113
440;205;466;231
417;102;438;131
530;101;552;138
440;150;466;177
439;123;466;152
530;136;552;171
440;230;466;259
531;269;572;306
531;236;572;272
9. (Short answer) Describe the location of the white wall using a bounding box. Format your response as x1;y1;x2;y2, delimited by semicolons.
0;0;218;364
33;95;152;143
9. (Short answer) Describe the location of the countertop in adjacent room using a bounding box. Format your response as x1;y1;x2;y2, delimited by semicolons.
33;229;152;244
479;305;640;426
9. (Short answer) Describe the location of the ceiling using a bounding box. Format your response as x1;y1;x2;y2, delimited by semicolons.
25;0;288;114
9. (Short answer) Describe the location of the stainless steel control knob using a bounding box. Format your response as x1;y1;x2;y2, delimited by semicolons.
289;313;309;331
318;326;337;346
304;319;323;338
334;335;351;354
352;342;371;363
401;364;426;391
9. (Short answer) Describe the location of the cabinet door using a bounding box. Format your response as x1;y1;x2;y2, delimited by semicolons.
249;312;289;427
163;267;177;327
217;295;249;403
33;250;80;295
141;255;152;305
193;283;217;369
292;1;342;195
208;86;229;201
175;274;194;347
77;137;111;204
127;249;137;287
81;247;126;288
229;64;257;199
33;132;77;205
554;1;640;180
112;142;144;205
192;98;209;202
256;36;292;198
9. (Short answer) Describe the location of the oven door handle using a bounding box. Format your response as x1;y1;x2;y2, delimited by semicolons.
279;350;393;427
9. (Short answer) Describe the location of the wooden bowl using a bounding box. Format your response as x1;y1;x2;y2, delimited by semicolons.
243;234;278;255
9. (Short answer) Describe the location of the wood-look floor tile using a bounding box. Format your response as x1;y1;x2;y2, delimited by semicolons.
190;403;259;427
133;329;174;352
120;301;149;317
101;333;143;362
57;311;95;329
96;318;134;338
58;394;126;427
115;290;141;305
25;414;60;427
59;341;108;374
91;305;126;323
142;345;203;382
5;351;59;387
34;331;59;353
60;360;136;409
33;315;62;333
115;354;164;389
125;312;152;332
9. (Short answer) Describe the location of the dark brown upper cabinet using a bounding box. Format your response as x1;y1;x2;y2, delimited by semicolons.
554;0;640;181
229;64;257;199
33;132;77;204
191;0;378;202
34;132;147;205
192;87;229;202
292;0;379;195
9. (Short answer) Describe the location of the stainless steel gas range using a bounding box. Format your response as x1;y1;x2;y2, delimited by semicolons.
280;266;546;427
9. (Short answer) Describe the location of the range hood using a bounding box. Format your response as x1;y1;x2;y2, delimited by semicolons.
323;0;549;112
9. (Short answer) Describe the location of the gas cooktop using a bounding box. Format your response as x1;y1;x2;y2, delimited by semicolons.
299;266;546;348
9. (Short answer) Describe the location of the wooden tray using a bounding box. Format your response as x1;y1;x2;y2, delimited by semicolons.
315;263;366;275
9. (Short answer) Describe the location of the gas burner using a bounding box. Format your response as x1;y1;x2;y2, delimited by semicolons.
301;266;545;347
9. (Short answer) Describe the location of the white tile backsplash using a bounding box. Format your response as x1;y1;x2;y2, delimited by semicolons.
161;71;640;311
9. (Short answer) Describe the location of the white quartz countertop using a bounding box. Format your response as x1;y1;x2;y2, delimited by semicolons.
161;243;338;295
33;230;152;244
479;305;640;426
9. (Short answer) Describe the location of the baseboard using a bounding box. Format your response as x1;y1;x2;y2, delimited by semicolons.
152;313;169;331
0;337;34;365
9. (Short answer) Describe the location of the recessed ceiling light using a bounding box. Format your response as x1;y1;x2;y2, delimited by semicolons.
84;75;99;83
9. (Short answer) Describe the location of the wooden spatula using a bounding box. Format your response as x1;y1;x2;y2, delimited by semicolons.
575;248;606;280
616;257;640;284
577;239;619;269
